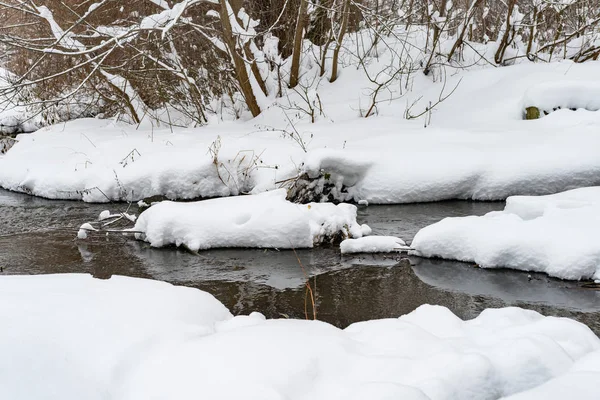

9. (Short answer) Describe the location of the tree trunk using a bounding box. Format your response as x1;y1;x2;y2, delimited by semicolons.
433;0;448;45
526;6;538;55
218;0;261;117
330;0;350;83
494;0;517;64
289;0;308;88
320;37;333;77
447;0;482;62
228;0;268;97
244;42;268;96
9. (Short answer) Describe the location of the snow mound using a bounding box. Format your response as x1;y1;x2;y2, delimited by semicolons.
0;274;231;400
523;81;600;115
133;189;367;251
412;187;600;280
503;350;600;400
341;235;409;254
2;274;599;400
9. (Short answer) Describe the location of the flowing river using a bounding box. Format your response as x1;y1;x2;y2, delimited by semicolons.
1;188;599;333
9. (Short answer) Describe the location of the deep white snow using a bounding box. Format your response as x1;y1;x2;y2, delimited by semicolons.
1;274;599;400
502;351;600;400
133;189;370;250
412;187;600;280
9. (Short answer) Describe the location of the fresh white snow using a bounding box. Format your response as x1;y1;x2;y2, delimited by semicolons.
1;60;599;203
133;189;370;250
522;81;600;115
2;16;600;400
340;235;410;254
1;274;599;400
412;187;600;281
502;351;600;400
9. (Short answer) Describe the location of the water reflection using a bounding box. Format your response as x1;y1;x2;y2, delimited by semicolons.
413;258;600;312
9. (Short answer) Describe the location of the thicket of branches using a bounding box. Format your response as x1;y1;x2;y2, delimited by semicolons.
0;0;598;129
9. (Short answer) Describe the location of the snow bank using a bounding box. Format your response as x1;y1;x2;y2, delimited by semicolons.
412;187;600;280
340;235;409;254
522;81;600;115
1;60;600;203
133;189;369;250
0;119;269;202
2;274;599;400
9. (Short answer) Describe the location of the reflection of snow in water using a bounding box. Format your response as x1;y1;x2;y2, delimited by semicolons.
126;242;398;290
76;243;95;263
413;258;600;313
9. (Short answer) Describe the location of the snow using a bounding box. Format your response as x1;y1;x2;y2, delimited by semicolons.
522;81;600;115
2;273;599;400
0;274;232;400
99;210;112;220
77;222;96;239
133;189;368;251
411;187;600;281
340;235;409;254
503;351;600;400
1;59;600;203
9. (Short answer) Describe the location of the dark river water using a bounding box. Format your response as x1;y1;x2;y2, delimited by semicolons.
1;189;599;333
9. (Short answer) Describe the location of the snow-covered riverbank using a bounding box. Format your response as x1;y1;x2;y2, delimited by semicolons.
1;61;599;203
2;274;599;400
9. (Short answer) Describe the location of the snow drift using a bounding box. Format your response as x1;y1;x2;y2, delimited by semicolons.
411;187;600;280
1;274;599;400
133;189;370;250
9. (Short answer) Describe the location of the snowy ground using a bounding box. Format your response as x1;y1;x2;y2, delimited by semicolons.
1;60;599;203
1;274;599;400
412;187;600;281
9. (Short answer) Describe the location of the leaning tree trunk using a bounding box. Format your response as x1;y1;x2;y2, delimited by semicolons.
330;0;350;83
289;0;308;88
229;0;268;96
447;0;483;62
218;0;261;117
494;0;517;64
